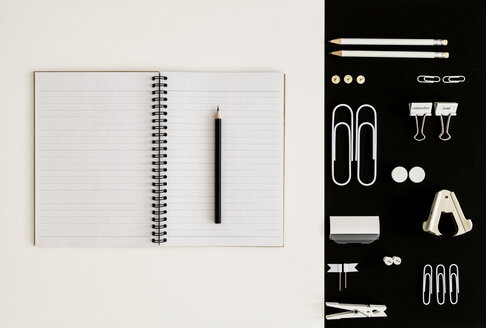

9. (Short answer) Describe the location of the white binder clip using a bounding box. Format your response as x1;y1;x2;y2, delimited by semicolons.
409;103;432;141
434;102;458;141
423;190;473;236
331;104;354;186
325;302;387;320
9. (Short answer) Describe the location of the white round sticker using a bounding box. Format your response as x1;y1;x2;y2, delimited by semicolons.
409;166;426;183
391;166;408;183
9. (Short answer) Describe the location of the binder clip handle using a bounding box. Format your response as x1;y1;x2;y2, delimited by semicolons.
434;102;458;141
414;115;427;141
409;103;432;142
438;114;452;141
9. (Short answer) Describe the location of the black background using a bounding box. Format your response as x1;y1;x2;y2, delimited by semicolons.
324;0;486;327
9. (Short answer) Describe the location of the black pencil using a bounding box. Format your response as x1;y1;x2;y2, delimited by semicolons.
215;106;222;224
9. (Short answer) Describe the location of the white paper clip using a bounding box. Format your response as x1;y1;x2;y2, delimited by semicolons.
331;104;354;186
325;302;387;320
434;102;458;141
355;104;377;186
422;264;433;305
442;75;465;83
417;75;440;83
436;264;446;305
449;264;459;305
409;102;433;141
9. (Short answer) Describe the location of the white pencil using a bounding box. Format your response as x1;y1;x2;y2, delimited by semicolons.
329;38;448;46
331;50;449;59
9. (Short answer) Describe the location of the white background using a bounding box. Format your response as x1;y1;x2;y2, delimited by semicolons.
0;0;324;327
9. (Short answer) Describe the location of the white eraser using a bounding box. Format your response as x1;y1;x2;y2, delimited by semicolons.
329;216;380;244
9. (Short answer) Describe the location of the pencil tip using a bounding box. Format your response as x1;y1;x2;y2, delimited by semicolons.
217;105;219;111
330;51;342;56
329;39;340;44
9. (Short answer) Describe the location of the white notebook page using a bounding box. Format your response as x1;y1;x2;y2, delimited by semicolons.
164;72;284;246
35;71;284;247
35;72;156;247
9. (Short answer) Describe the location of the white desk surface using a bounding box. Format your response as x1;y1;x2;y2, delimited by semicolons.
0;0;324;327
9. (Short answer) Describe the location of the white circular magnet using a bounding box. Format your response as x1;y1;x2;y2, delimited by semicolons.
391;166;408;183
344;74;353;84
383;256;393;266
409;166;426;183
357;75;365;84
392;256;402;265
331;75;340;84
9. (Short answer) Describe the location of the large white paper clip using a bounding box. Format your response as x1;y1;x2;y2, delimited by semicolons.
409;102;432;141
422;264;433;305
331;104;354;186
449;264;459;305
355;104;377;186
325;302;387;320
423;190;473;237
434;102;458;141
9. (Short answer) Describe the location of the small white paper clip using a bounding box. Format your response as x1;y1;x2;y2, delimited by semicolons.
417;75;440;83
409;102;433;141
422;264;433;305
331;104;354;186
325;302;387;320
355;104;377;186
449;264;459;305
327;264;343;291
343;263;358;289
442;75;465;83
436;264;446;305
434;102;458;141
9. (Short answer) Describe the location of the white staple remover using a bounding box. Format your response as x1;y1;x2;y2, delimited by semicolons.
423;190;473;236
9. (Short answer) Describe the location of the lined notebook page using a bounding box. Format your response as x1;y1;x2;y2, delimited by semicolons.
35;72;156;247
164;72;284;246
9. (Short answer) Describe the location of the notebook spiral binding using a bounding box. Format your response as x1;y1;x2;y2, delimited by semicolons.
151;74;168;244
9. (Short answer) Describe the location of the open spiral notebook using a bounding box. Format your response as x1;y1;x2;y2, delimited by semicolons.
34;71;285;247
